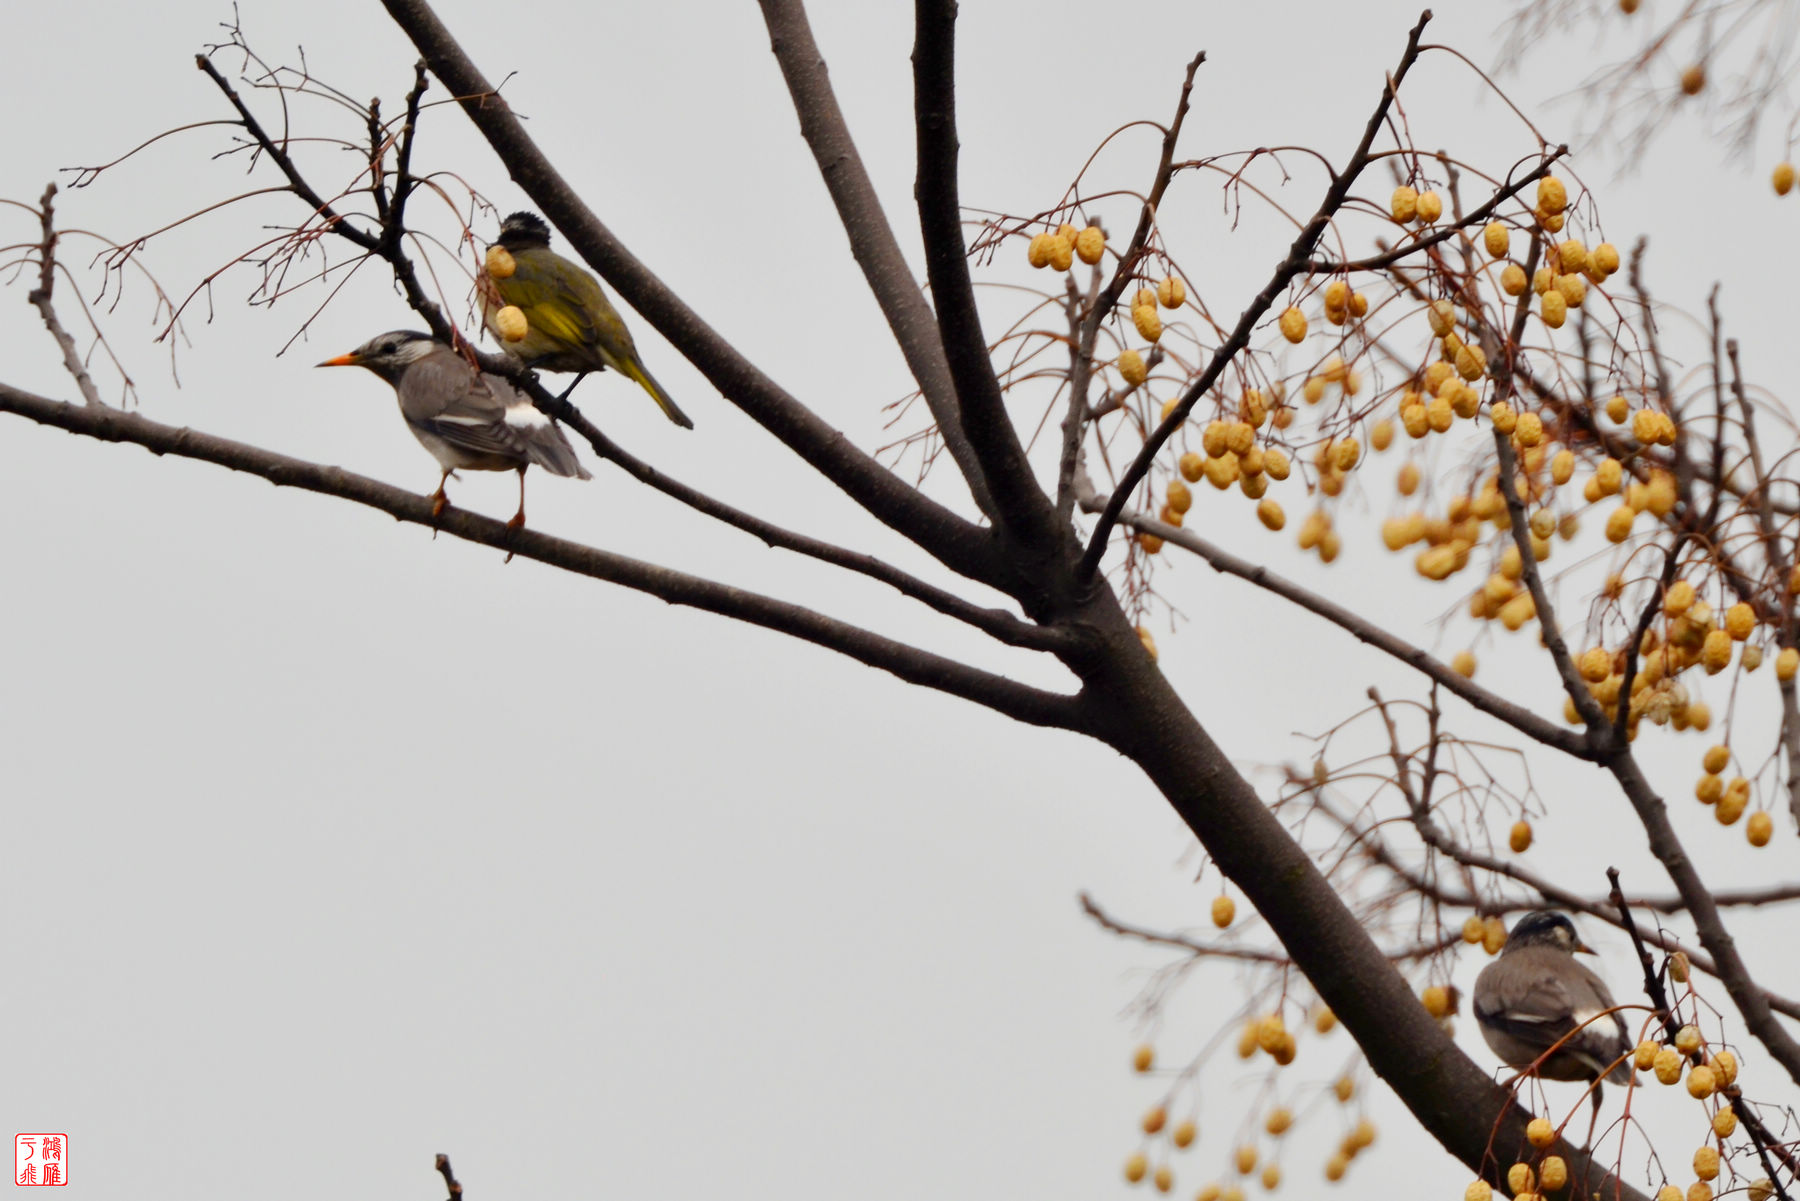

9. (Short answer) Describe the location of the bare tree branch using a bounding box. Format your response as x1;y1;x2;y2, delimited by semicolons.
911;0;1062;548
25;184;104;407
0;381;1085;732
756;0;1000;526
1078;10;1435;579
375;0;1006;593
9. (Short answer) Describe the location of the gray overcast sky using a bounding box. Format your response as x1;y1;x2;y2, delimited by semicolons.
5;2;1799;1199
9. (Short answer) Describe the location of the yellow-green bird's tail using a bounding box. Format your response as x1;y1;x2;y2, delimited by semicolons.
622;358;693;429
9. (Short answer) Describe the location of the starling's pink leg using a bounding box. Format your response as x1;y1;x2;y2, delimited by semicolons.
428;469;452;519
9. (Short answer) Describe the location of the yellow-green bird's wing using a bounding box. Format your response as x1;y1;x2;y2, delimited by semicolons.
497;247;691;428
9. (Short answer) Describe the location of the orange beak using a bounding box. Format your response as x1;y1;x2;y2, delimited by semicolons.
1574;939;1597;956
316;352;360;368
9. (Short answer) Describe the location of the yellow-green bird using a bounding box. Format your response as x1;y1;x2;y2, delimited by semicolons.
481;211;693;429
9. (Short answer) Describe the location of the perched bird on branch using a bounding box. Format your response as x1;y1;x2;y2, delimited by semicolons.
479;210;693;429
317;330;590;529
1473;910;1634;1132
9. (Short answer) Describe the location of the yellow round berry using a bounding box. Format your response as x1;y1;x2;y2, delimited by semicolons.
1416;190;1443;223
1540;290;1568;329
1265;1107;1291;1136
1324;1154;1348;1182
1466;1181;1493;1201
1483;222;1510;258
1681;63;1706;95
1702;629;1733;674
1391;186;1419;223
1537;176;1568;215
1278;307;1307;344
1711;1050;1738;1086
1158;276;1186;309
1234;1145;1258;1174
1125;1152;1149;1183
1748;811;1774;846
1134;303;1163;342
1508;1163;1536;1195
1654;1047;1685;1084
1725;602;1756;641
1154;1164;1174;1193
1694;1147;1719;1181
1509;821;1533;853
1675;1025;1702;1055
1775;163;1797;197
1076;225;1106;265
1501;263;1528;296
1256;499;1286;532
1133;1044;1155;1073
1211;895;1236;928
493;304;530;343
1452;651;1477;679
1703;744;1730;774
1118;349;1148;387
1167;479;1193;515
484;244;517;280
1540;1157;1567;1191
1260;1164;1281;1191
1713;1107;1737;1138
1687;1064;1717;1098
1779;647;1799;682
1173;1119;1196;1148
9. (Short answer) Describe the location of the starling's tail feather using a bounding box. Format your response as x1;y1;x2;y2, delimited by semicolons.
623;358;694;429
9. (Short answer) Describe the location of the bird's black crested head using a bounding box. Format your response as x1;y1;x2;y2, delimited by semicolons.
498;211;553;250
1504;910;1584;954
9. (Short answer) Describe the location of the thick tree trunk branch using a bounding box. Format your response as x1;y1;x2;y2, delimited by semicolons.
0;381;1084;732
376;0;1004;594
756;0;1000;526
911;0;1062;548
1067;626;1650;1201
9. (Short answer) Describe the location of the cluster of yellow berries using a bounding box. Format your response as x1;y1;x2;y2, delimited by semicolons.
1382;462;1570;601
1140;393;1292;554
1389;184;1445;226
1692;742;1777;844
1463;1118;1573;1201
1236;1012;1299;1065
483;247;531;341
1126;278;1187;344
1026;221;1106;273
1555;577;1789;749
1460;914;1511;956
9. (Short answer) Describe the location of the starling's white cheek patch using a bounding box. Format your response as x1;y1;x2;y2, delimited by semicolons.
435;414;489;427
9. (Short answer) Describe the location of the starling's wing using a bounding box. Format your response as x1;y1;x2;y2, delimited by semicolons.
1475;949;1630;1081
1571;960;1635;1084
1474;951;1584;1050
397;351;537;468
481;370;592;480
